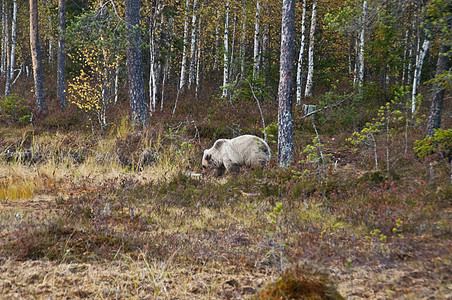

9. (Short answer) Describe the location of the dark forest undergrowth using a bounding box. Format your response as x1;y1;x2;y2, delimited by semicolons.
0;79;451;299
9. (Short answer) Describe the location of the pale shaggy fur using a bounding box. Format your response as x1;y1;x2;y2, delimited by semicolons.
202;135;271;177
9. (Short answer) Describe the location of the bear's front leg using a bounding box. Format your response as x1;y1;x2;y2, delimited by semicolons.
214;165;226;177
225;161;240;174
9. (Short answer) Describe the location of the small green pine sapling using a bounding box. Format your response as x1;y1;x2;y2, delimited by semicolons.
260;202;285;273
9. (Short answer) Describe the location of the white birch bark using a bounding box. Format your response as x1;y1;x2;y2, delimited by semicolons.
213;10;219;70
411;39;430;114
240;4;246;76
353;37;358;85
114;55;119;104
195;15;202;97
188;0;198;88
261;24;267;74
304;0;317;98
9;0;16;84
253;0;260;80
230;9;236;79
4;1;10;97
1;0;5;74
149;1;162;112
179;0;190;90
296;0;307;106
46;0;53;64
356;0;367;90
222;0;230;98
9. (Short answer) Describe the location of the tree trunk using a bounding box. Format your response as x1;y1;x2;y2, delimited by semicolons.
230;9;236;80
277;0;295;168
253;0;260;80
125;0;148;127
4;1;10;96
213;10;219;70
1;0;6;74
179;0;190;90
46;0;53;64
57;0;66;111
149;0;162;113
411;38;430;114
240;4;246;76
355;0;367;90
188;0;198;89
29;0;47;115
195;15;202;97
304;0;317;98
9;0;16;84
295;0;307;106
426;43;450;137
222;0;230;98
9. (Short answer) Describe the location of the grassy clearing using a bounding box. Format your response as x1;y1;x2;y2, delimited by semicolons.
0;111;451;298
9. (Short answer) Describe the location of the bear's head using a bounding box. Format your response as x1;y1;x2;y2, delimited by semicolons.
202;150;213;171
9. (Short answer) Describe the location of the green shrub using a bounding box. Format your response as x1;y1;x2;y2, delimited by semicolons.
0;94;31;125
414;129;452;160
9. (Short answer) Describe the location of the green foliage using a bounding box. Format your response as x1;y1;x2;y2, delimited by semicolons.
316;91;363;133
260;202;285;272
65;3;126;130
347;85;421;171
302;137;332;164
414;129;452;159
425;0;452;42
263;123;277;145
0;94;31;125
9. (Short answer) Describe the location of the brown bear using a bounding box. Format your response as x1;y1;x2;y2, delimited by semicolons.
202;135;271;177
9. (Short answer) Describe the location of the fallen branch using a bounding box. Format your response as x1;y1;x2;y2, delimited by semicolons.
300;95;352;119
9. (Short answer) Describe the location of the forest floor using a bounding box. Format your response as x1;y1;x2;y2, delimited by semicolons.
0;122;451;299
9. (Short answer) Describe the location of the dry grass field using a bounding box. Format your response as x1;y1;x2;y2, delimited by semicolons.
0;113;451;299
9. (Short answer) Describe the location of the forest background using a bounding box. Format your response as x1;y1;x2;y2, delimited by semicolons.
0;0;450;298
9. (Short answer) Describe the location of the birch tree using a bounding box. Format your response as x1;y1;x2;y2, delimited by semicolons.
230;9;237;80
253;0;260;80
195;15;202;98
57;0;66;111
9;0;16;86
411;38;430;114
1;1;6;74
222;0;230;98
240;4;246;76
179;0;190;90
30;0;47;115
188;0;198;89
426;43;450;137
304;0;317;98
125;0;148;127
213;10;219;70
296;0;307;106
278;0;295;168
149;0;162;113
354;0;367;90
4;1;10;96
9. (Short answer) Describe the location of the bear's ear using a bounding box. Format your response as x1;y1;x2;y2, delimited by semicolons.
205;154;211;161
214;140;225;150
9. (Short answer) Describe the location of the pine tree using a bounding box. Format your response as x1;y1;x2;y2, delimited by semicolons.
277;0;295;167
